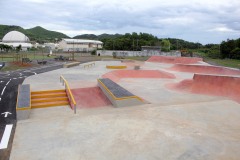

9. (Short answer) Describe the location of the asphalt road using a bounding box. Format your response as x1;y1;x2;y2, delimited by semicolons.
0;61;64;160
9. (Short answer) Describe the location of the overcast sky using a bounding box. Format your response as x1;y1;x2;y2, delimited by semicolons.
0;0;239;44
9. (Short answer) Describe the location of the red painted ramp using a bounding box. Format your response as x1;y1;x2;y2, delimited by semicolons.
167;74;240;103
169;64;240;75
147;56;203;64
102;70;176;82
71;87;112;108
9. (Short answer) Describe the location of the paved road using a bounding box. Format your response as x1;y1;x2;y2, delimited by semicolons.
0;61;64;160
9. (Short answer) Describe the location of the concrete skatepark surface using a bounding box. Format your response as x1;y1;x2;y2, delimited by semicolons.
10;56;240;160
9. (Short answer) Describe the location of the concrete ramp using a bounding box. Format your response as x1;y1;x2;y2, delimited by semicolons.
102;70;176;82
167;74;240;103
169;64;240;75
71;87;112;108
147;56;203;64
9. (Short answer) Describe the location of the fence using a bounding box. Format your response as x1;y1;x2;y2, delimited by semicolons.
83;62;95;69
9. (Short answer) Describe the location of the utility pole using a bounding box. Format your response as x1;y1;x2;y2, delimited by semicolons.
177;39;179;50
133;39;134;51
136;39;139;51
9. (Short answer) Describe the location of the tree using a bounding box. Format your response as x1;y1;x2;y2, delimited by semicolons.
161;39;171;52
16;45;22;53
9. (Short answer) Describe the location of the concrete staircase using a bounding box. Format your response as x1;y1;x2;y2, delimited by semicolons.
31;89;69;108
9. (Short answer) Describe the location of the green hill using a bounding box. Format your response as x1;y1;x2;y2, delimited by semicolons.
73;33;122;40
0;25;69;43
26;26;69;41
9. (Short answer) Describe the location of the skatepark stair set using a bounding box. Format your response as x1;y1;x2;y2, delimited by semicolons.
31;89;69;108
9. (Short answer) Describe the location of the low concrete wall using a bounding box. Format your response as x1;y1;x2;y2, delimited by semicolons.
63;62;81;68
16;84;31;120
97;50;181;57
98;79;144;107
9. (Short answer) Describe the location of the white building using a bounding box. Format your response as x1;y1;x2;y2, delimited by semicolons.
59;38;103;52
44;43;59;51
1;31;32;51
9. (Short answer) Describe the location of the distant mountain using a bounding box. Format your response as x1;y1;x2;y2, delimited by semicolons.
26;26;69;40
0;25;69;43
73;34;98;40
73;33;122;40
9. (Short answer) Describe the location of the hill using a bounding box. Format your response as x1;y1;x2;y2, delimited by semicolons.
73;33;122;40
26;26;69;41
0;25;69;43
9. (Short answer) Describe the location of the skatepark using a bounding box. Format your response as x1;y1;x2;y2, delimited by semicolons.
10;56;240;159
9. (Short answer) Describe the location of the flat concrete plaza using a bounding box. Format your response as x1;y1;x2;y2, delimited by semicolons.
10;59;240;160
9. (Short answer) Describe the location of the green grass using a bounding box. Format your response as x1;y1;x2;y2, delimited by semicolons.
124;56;150;61
204;58;240;69
1;65;27;71
0;53;56;62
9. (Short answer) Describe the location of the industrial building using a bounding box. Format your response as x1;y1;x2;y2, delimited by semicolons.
58;38;103;52
1;31;32;51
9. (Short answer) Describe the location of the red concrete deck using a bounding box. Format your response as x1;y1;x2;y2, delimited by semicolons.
147;56;203;64
102;70;176;82
169;64;240;75
71;87;112;108
167;74;240;103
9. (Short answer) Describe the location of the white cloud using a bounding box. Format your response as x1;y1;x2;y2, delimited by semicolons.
1;0;240;44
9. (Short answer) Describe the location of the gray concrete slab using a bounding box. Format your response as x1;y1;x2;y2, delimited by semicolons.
10;100;240;160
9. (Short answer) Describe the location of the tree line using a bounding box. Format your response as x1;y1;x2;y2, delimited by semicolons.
100;32;203;51
220;38;240;59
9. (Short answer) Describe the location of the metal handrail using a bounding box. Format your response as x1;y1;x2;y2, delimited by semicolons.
60;75;77;114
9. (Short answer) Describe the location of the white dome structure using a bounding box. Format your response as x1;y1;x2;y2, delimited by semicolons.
2;31;30;42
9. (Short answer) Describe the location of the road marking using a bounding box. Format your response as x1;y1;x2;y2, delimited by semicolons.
13;78;17;80
1;86;6;96
5;79;11;86
0;124;13;149
1;112;12;118
0;98;1;101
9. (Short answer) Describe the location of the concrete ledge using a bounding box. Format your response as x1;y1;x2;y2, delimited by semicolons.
106;65;127;69
63;62;81;68
16;84;31;120
98;78;144;107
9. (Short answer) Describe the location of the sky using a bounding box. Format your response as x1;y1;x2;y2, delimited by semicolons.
0;0;240;44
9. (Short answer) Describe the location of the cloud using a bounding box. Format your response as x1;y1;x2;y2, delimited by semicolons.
0;0;240;44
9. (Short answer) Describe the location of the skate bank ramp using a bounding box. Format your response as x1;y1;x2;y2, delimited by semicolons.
102;70;176;82
169;64;240;75
71;87;112;108
167;74;240;103
147;56;203;64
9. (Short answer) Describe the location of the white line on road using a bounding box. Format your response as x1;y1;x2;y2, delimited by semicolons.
1;86;6;96
0;98;1;101
0;124;13;149
5;79;11;86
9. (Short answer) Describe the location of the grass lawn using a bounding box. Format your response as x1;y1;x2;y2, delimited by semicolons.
204;58;240;69
124;56;150;61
